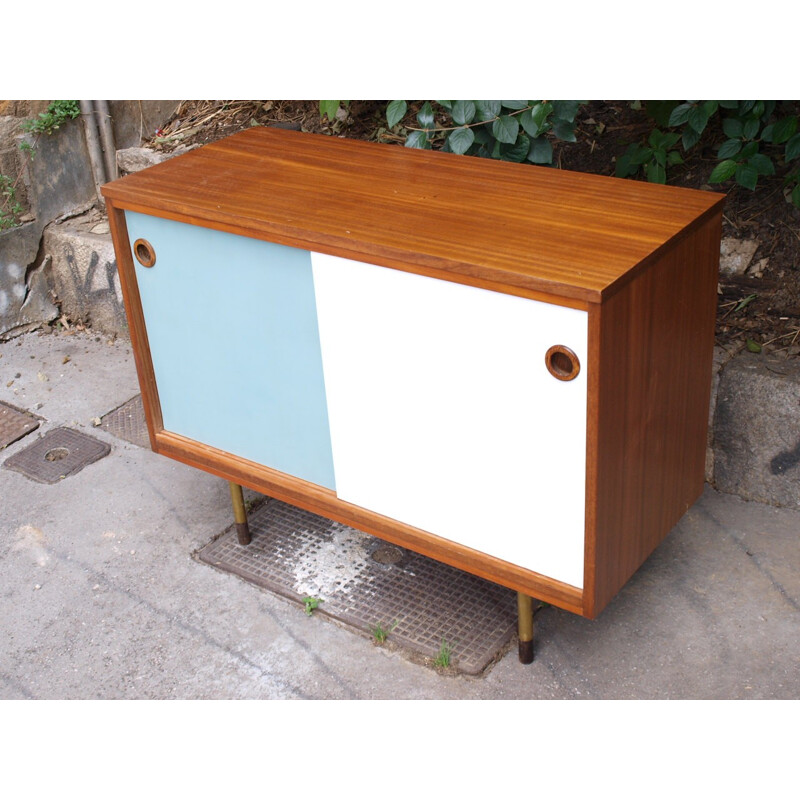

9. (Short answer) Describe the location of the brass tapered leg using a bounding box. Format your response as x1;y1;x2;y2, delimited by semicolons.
228;482;251;545
517;592;534;664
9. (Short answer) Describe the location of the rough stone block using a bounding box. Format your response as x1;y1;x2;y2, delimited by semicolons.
116;144;200;175
18;118;96;224
43;212;126;336
0;222;58;338
714;352;800;509
108;101;180;149
719;237;760;277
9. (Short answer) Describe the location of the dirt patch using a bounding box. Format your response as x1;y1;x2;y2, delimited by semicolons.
150;100;800;358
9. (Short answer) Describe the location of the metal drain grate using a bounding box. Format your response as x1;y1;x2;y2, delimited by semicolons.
3;427;111;483
0;401;40;449
198;499;517;675
101;394;150;448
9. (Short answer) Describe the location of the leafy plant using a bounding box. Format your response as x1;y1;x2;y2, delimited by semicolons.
22;100;80;136
615;129;683;183
386;101;584;167
0;174;23;231
302;596;322;616
623;101;800;208
433;638;453;668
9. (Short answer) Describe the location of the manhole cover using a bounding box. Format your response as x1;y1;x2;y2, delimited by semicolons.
101;395;149;448
3;427;111;483
0;401;40;449
198;499;517;675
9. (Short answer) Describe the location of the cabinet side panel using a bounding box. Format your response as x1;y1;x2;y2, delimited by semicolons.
589;212;722;617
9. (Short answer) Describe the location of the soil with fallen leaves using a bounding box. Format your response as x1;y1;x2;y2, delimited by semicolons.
151;100;800;359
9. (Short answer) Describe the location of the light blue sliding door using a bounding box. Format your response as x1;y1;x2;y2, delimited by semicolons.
126;211;336;490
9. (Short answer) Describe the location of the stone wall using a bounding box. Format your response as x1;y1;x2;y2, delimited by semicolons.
0;100;178;339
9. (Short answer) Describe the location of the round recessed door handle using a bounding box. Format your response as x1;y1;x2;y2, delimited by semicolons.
545;344;580;381
133;238;156;268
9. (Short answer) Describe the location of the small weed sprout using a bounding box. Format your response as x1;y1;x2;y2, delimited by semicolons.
370;620;398;644
0;174;23;231
434;639;453;668
302;596;322;616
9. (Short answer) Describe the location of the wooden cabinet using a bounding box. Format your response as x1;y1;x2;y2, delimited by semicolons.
103;127;724;626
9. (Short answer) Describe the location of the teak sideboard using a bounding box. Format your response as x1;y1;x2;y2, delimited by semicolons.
102;126;725;662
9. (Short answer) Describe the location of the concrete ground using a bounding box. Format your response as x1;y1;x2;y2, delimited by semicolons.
1;328;798;700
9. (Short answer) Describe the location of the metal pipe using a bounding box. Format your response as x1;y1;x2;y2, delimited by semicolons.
95;100;118;182
79;100;106;203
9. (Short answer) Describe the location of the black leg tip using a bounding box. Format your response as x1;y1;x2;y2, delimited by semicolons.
518;639;534;664
235;521;251;546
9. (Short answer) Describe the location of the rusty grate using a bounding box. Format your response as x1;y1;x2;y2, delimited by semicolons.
3;427;111;483
0;401;40;450
198;498;517;675
101;394;150;448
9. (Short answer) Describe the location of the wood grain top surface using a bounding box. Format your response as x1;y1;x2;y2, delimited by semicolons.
102;126;725;301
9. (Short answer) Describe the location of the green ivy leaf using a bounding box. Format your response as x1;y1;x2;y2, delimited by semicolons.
742;118;760;140
475;101;501;121
551;118;577;142
493;115;519;144
500;132;530;162
722;118;743;139
551;100;582;122
451;100;476;126
405;130;430;149
653;148;667;167
667;150;684;165
472;126;492;146
688;105;710;134
739;101;756;116
319;100;340;120
746;338;762;353
748;153;775;176
648;129;665;149
646;162;667;184
719;100;739;110
736;163;759;190
447;126;475;155
436;101;454;110
615;152;635;178
785;133;800;162
417;102;435;129
501;100;528;110
741;141;759;158
527;136;553;165
772;116;798;144
717;139;742;159
682;125;702;151
519;108;542;138
792;183;800;209
386;100;407;129
530;102;553;131
709;159;738;183
629;144;653;165
668;102;693;126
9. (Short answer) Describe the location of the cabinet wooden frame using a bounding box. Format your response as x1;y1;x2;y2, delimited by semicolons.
103;127;724;620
